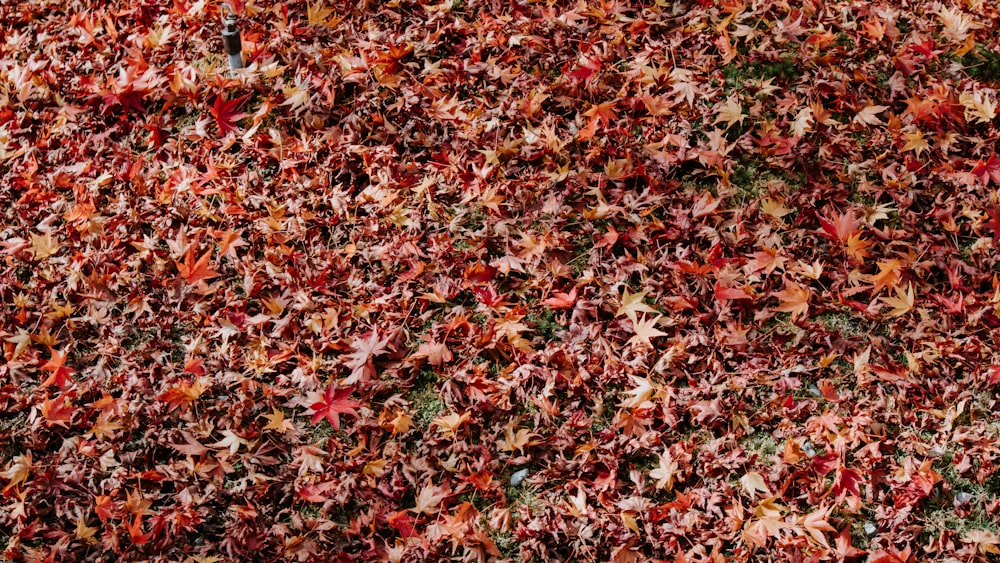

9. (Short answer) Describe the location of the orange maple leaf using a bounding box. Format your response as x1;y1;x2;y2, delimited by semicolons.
845;232;872;262
773;283;811;320
158;379;206;412
176;246;218;285
39;348;75;389
40;395;75;428
126;515;152;546
542;287;577;309
868;259;903;294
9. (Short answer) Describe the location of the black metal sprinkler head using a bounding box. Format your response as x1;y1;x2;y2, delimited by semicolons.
221;3;243;70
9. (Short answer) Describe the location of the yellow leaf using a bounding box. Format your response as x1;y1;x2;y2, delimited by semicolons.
881;283;915;317
714;96;745;128
497;427;537;454
760;197;793;220
389;412;414;435
75;516;99;544
307;2;339;26
621;511;640;534
31;232;59;259
363;459;388;477
89;413;124;440
616;287;657;325
901;129;929;157
1;453;32;493
433;412;470;437
263;408;296;433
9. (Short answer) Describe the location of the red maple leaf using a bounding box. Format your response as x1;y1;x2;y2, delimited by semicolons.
819;210;861;243
387;510;418;539
176;246;218;285
832;467;863;503
972;155;1000;186
210;94;248;135
310;384;361;429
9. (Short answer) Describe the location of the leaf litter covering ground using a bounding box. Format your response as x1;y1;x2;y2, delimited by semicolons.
3;0;1000;561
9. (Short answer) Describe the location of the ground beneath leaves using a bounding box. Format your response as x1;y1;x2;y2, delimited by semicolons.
3;0;1000;561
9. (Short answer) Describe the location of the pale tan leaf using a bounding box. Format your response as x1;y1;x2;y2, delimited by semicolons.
412;485;448;515
800;505;836;548
760;197;793;220
960;90;997;124
853;104;888;126
740;471;771;497
649;451;678;490
714;96;745;128
627;315;668;349
621;375;656;408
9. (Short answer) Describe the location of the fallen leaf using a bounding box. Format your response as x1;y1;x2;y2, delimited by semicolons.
627;314;668;348
310;384;361;430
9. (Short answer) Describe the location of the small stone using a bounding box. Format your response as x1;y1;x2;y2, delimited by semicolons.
801;441;816;457
510;468;529;487
863;522;877;535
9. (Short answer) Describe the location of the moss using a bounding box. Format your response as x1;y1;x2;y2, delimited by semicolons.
739;432;779;459
409;370;445;428
490;529;520;559
308;420;339;446
525;308;563;341
834;32;856;50
954;46;1000;83
849;519;873;550
590;395;615;433
813;312;867;338
504;480;542;512
719;56;800;91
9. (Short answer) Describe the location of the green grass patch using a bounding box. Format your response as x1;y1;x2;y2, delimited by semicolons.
525;308;563;341
813;312;868;338
409;370;445;428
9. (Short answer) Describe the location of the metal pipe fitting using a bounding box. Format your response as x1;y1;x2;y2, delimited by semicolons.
221;4;243;70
